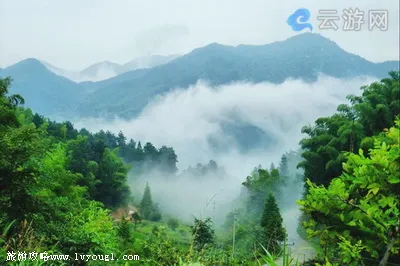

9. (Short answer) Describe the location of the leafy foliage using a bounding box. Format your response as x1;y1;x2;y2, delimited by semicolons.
2;71;399;265
298;119;400;265
190;218;215;251
298;71;400;186
167;218;180;231
242;166;282;216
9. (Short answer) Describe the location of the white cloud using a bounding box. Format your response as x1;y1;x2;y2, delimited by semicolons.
73;76;376;223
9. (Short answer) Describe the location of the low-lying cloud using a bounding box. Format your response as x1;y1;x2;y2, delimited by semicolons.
73;75;376;223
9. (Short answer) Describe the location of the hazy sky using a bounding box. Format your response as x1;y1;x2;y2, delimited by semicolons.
0;0;398;70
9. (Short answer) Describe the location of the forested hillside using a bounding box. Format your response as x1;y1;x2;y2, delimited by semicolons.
0;71;399;265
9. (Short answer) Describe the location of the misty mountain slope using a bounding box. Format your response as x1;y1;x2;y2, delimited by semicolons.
120;54;180;73
41;61;85;83
207;118;278;153
76;33;399;119
0;58;84;117
79;68;151;94
41;55;180;83
79;61;123;81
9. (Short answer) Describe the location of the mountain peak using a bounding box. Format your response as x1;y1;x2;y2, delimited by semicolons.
6;58;47;72
95;60;119;66
285;33;337;44
16;58;43;66
189;42;234;57
81;61;121;72
202;42;232;50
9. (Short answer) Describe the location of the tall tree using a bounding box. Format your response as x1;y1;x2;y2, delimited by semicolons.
260;194;286;254
0;77;42;223
140;183;154;220
158;146;178;174
95;148;131;208
279;155;289;179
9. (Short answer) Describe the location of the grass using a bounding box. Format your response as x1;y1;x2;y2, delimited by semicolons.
121;216;319;265
131;219;192;251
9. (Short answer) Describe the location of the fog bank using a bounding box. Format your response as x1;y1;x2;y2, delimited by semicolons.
73;75;376;222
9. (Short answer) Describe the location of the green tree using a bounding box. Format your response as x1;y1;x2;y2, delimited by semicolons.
279;154;289;179
143;142;158;162
31;143;86;233
140;183;154;220
298;119;400;265
0;77;43;224
190;217;215;250
95;148;131;208
260;194;286;254
65;202;119;255
158;146;178;174
117;218;134;247
167;218;179;231
131;212;142;230
150;203;162;222
242;167;282;216
298;71;399;186
66;135;100;198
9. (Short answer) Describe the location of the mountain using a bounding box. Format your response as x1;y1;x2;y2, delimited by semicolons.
79;61;122;81
120;55;180;73
42;60;122;82
41;61;85;83
41;55;180;83
76;33;400;119
0;58;84;118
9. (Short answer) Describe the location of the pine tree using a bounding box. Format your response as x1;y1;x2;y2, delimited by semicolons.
140;183;154;220
150;203;162;221
260;194;286;254
269;162;276;172
117;131;126;147
279;154;289;178
139;183;162;221
190;217;214;250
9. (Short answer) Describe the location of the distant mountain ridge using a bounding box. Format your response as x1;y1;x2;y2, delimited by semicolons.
1;33;399;120
41;54;180;82
0;58;85;118
76;33;399;118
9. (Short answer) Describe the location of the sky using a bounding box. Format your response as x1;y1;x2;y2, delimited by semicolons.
0;0;399;70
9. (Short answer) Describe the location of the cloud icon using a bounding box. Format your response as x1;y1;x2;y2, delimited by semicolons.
287;8;313;32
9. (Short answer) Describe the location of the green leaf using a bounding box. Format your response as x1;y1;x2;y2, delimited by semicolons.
347;221;356;226
370;187;379;195
388;175;400;184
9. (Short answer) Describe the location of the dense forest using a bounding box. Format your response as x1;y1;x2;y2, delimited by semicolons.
0;71;399;265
